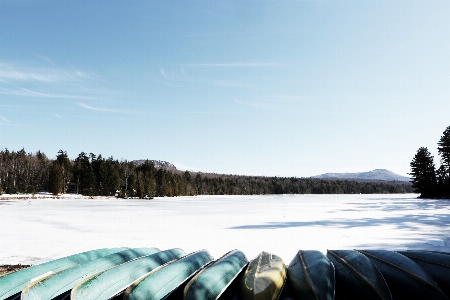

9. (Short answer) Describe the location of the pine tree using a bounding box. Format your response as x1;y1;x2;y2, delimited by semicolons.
437;126;450;197
48;161;63;195
73;152;97;196
56;150;72;194
409;147;437;198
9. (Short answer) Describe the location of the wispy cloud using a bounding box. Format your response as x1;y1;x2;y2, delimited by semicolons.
0;61;90;84
160;68;168;77
55;114;62;119
208;79;251;88
77;102;114;112
182;62;279;67
76;102;140;115
268;95;302;102
0;88;102;101
234;98;272;109
1;116;8;122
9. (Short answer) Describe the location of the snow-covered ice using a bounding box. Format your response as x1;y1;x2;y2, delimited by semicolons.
0;194;449;265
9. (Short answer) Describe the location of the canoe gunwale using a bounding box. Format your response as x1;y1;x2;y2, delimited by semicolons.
398;252;450;268
297;251;321;300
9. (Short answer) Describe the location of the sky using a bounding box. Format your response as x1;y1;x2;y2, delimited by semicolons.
0;1;449;177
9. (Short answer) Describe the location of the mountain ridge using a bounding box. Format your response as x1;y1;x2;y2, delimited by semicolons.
313;169;410;182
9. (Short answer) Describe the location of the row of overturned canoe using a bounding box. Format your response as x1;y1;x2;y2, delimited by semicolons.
0;247;449;300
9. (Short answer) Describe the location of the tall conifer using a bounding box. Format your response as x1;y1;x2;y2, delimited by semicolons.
409;147;437;198
48;161;63;195
437;126;450;197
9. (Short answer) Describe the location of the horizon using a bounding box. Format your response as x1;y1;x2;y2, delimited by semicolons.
1;1;449;178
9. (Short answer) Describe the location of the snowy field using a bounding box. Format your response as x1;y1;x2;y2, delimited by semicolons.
0;194;449;265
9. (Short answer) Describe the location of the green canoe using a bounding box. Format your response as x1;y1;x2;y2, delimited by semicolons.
397;250;450;298
0;247;126;300
20;247;160;300
326;250;391;300
287;250;335;300
357;250;448;300
70;248;185;300
124;250;213;300
240;251;286;300
184;250;248;300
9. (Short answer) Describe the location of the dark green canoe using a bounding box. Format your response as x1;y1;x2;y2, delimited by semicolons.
184;250;249;300
287;250;335;300
70;248;185;300
240;251;286;300
20;247;160;300
326;250;391;300
397;250;450;298
0;247;126;300
357;250;449;300
124;250;213;300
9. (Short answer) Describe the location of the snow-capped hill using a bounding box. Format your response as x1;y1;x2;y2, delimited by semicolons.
132;160;177;171
313;169;410;182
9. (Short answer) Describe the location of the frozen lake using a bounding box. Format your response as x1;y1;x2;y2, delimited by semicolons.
0;194;449;265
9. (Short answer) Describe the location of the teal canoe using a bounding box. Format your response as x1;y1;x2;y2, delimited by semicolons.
326;250;391;300
124;250;213;300
0;247;126;300
287;250;335;300
357;250;448;300
20;247;160;300
239;251;286;300
397;250;450;298
184;250;249;300
70;248;185;300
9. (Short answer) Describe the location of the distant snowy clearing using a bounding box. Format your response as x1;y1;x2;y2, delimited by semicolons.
0;194;449;265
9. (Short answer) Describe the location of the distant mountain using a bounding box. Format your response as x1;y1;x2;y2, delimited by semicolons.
132;160;177;171
313;169;410;182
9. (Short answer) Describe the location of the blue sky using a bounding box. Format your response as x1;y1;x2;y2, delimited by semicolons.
1;1;449;177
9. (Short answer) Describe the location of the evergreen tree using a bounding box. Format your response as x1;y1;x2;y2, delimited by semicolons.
73;152;97;196
103;158;121;196
437;126;450;197
48;161;63;195
194;173;203;195
409;147;437;198
56;150;72;194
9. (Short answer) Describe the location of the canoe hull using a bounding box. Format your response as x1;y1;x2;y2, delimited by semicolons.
240;251;286;300
326;250;391;300
287;250;335;300
0;247;126;300
70;248;185;300
184;249;248;300
397;250;450;298
21;247;160;300
357;250;448;300
124;250;213;300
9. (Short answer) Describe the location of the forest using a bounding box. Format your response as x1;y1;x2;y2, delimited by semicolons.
0;149;412;197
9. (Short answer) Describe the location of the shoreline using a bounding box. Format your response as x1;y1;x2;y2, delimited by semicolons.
0;264;30;276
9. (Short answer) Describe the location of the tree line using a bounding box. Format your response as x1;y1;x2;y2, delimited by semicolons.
0;149;412;197
410;125;450;198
